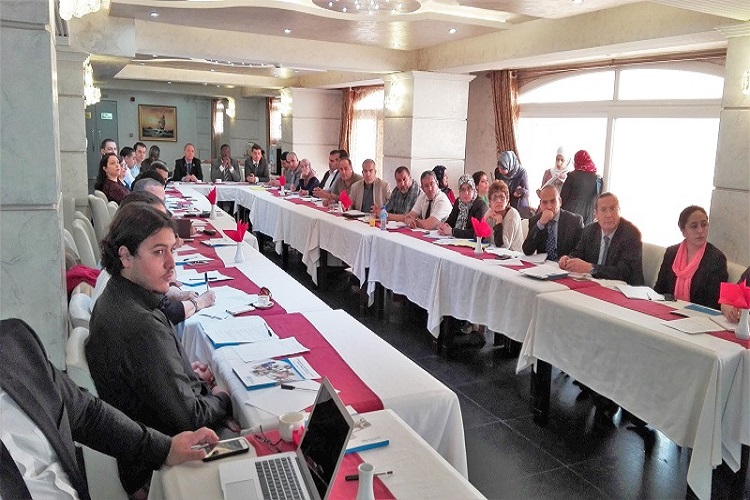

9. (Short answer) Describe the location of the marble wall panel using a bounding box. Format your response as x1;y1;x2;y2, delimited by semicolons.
0;208;68;368
714;109;750;192
411;118;468;160
708;188;750;266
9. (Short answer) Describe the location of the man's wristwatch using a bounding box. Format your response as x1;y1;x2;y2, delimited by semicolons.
589;265;597;276
189;297;200;311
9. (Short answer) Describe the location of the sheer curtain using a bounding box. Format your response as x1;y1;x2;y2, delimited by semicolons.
491;70;519;159
211;99;225;159
348;86;384;173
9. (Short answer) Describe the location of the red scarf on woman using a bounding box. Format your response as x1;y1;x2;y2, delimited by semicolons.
672;240;706;302
573;150;597;173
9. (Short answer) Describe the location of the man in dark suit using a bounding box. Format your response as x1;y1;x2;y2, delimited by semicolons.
0;318;218;498
559;192;644;285
172;143;203;182
244;143;270;182
523;185;584;260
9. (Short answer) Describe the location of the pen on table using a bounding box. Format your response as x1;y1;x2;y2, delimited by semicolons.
280;384;318;391
345;471;393;481
204;272;209;292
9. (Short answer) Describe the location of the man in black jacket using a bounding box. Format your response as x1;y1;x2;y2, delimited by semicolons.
0;318;217;498
523;185;584;261
172;143;203;182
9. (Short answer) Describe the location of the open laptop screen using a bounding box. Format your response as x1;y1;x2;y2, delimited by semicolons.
299;380;352;498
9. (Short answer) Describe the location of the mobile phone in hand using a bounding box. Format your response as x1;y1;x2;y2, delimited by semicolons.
202;437;250;462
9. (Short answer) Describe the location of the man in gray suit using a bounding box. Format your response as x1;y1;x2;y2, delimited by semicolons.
0;318;218;498
522;185;584;261
244;143;270;183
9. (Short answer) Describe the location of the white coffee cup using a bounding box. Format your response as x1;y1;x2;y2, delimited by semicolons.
279;411;305;442
257;294;271;307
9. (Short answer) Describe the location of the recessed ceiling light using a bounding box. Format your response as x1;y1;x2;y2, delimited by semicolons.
572;0;582;3
284;28;291;34
448;28;457;34
210;69;215;72
167;81;172;84
152;54;158;58
150;11;159;17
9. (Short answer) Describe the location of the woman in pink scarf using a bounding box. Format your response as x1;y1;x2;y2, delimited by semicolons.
560;150;602;225
654;205;728;309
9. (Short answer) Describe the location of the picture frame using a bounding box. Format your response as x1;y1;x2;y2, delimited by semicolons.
138;105;177;141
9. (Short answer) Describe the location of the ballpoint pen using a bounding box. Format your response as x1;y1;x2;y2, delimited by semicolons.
280;384;317;391
345;470;393;481
204;272;209;292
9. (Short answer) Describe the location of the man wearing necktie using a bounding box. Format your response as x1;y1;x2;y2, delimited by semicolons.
403;170;452;230
243;143;270;183
522;185;583;261
209;144;240;182
558;192;644;285
172;143;203;182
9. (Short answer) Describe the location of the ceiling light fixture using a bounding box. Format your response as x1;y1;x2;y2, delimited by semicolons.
572;0;583;3
284;28;291;34
83;57;101;107
448;28;456;34
150;12;159;17
59;0;101;21
313;0;419;15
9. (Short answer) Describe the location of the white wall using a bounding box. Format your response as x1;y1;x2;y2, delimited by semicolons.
465;71;497;180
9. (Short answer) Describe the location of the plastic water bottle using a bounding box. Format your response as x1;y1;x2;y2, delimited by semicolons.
379;206;387;231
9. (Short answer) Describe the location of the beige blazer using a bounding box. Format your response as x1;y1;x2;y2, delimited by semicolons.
348;178;392;212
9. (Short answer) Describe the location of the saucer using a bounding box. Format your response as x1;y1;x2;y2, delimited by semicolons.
252;300;274;309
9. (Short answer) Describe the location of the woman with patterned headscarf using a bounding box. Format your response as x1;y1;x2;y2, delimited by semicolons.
494;151;532;218
560;149;603;225
438;174;488;238
433;165;456;204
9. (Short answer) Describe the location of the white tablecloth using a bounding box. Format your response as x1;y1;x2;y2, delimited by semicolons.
149;410;483;500
517;290;748;500
208;309;468;477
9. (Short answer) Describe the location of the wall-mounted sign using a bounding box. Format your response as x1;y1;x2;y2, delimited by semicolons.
100;112;113;120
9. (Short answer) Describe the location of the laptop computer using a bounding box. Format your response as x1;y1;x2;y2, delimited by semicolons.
219;377;354;500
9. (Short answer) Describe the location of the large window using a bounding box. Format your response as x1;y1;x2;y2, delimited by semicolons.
516;63;723;245
349;87;384;174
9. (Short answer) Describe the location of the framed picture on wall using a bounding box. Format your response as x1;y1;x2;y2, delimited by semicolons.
138;105;177;141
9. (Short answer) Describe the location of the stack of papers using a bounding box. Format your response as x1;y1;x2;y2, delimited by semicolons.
519;263;569;280
233;337;309;362
662;317;726;334
200;316;277;347
174;253;212;265
346;416;389;454
433;238;480;248
201;239;237;247
176;269;234;286
615;285;665;301
230;357;320;390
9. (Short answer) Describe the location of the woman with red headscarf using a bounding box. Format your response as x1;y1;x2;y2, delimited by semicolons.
560;150;602;225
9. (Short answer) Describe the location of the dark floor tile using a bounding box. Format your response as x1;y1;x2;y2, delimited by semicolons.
456;376;532;421
465;421;564;485
457;391;501;430
492;466;609;500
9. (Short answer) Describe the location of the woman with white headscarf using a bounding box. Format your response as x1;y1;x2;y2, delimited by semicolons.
538;146;570;194
438;174;488;238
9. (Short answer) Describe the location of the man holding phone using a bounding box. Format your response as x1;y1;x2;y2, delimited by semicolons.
0;318;219;498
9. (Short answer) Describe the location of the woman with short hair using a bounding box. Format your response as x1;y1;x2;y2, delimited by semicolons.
484;180;524;251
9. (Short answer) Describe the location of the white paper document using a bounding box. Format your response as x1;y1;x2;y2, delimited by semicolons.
520;262;569;280
174;253;212;265
662;317;726;334
193;286;257;320
521;253;548;264
615;285;664;301
385;221;406;230
230;356;320;389
200;316;277;346
233;337;310;363
244;380;322;416
433;238;478;248
485;247;523;259
485;258;525;267
176;269;234;286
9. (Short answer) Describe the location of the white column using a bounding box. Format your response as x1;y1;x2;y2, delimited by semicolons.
710;26;750;266
279;88;340;172
1;0;68;367
382;71;475;189
56;43;89;226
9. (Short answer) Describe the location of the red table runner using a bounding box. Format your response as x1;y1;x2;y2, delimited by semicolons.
263;313;384;414
247;429;395;500
575;284;749;348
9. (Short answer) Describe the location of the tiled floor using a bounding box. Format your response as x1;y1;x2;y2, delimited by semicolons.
266;247;748;500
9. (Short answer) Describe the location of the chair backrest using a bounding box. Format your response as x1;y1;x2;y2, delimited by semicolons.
74;211;100;261
64;327;129;500
72;219;98;268
88;194;111;245
642;242;666;288
728;261;747;285
68;292;92;330
107;200;118;220
63;228;79;259
93;190;108;204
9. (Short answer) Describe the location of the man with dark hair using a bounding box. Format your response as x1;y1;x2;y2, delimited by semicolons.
100;138;117;156
142;145;161;172
349;159;391;213
403;171;452;229
244;143;270;183
376;165;421;221
173;143;203;182
523;185;584;261
317;149;341;191
148;160;170;183
210;144;240;182
319;158;363;207
559;192;644;285
87;204;234;449
132;142;147;178
0;318;218;497
133;168;167;189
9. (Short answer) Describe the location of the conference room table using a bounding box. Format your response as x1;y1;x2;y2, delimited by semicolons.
149;409;484;500
517;287;750;500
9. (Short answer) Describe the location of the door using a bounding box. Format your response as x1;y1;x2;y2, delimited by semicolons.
85;100;118;193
